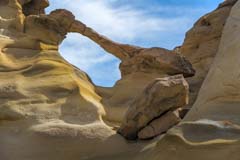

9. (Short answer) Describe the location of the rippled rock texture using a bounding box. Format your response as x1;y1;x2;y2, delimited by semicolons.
0;0;240;160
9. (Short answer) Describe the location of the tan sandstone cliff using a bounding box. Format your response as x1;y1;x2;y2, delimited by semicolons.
180;0;237;107
134;1;240;160
0;0;240;160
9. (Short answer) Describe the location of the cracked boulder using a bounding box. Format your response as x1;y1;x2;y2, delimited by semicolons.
118;75;189;140
138;109;181;140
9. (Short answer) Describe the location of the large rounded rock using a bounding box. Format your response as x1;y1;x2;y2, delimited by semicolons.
118;75;189;140
138;109;181;140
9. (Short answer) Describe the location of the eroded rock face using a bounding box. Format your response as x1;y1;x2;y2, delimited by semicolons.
120;48;195;78
0;1;123;159
118;75;189;140
180;0;237;107
68;14;194;140
0;1;194;159
184;0;240;124
72;24;195;124
21;0;49;16
70;19;195;78
65;8;195;125
1;0;239;159
138;109;181;140
24;9;75;46
134;1;240;159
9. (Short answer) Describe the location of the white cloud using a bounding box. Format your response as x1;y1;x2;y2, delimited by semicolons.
60;34;114;71
58;33;121;86
45;0;211;86
47;0;192;41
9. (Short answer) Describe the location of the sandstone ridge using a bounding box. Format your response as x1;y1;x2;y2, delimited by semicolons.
0;0;240;160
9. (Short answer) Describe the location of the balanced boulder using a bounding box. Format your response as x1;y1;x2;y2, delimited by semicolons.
138;109;181;140
118;75;189;140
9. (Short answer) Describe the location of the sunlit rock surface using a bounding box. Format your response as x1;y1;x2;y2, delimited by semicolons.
118;75;188;140
0;1;126;159
180;0;237;107
136;1;240;160
0;0;240;160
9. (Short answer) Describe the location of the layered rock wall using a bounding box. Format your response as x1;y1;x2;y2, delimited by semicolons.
0;0;240;160
180;0;237;107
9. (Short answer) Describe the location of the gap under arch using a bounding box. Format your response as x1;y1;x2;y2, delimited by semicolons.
59;33;121;87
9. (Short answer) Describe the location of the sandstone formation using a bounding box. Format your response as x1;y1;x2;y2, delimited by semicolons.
138;109;181;140
70;20;195;77
1;0;240;159
180;0;237;107
96;47;194;123
21;0;49;15
0;0;194;159
0;1;122;159
135;1;240;159
70;16;195;124
118;75;188;140
184;0;240;124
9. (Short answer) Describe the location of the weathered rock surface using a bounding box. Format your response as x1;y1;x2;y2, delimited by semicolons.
0;0;194;159
70;20;195;77
1;0;240;159
184;0;240;124
21;0;49;15
70;19;194;125
135;1;240;160
70;16;194;125
180;0;237;107
0;1;128;159
138;109;181;140
118;75;188;140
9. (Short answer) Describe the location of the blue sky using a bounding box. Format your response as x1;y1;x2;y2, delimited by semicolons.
46;0;223;87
